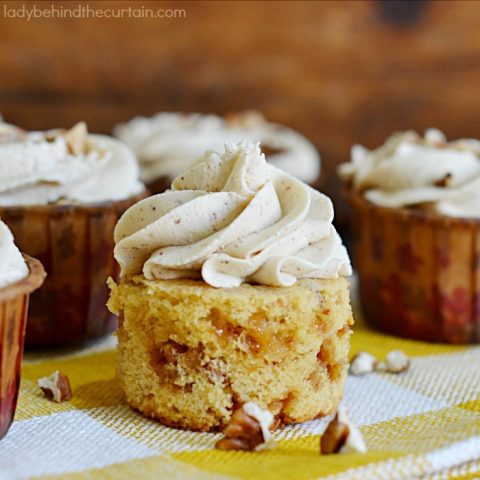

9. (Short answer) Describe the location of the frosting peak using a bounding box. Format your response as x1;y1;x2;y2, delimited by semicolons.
340;129;480;218
0;220;28;289
114;141;350;288
172;142;269;195
0;122;144;206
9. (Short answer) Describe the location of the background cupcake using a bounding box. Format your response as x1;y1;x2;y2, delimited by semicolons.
340;129;480;343
0;220;45;439
113;110;320;193
109;141;352;431
0;121;145;348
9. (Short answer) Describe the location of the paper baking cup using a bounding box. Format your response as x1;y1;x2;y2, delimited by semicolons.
0;255;45;440
346;189;480;344
146;176;171;196
0;192;146;348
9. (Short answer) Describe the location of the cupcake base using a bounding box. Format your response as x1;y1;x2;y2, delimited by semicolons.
346;188;480;344
108;276;353;432
0;256;45;440
0;192;146;349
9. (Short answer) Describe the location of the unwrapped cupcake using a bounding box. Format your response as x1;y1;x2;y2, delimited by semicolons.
340;129;480;343
0;220;45;439
108;141;352;431
113;111;320;193
0;121;145;347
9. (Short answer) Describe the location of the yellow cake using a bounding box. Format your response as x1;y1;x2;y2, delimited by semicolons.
108;141;353;432
108;276;352;431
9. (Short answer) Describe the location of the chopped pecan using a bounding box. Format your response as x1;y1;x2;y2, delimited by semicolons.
349;351;378;376
434;173;452;187
383;349;410;374
62;122;88;155
224;110;265;128
38;371;73;403
320;408;367;454
215;402;275;451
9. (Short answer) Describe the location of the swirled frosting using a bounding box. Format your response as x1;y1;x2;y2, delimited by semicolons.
0;122;144;206
113;111;320;184
0;220;28;289
339;129;480;218
114;141;350;288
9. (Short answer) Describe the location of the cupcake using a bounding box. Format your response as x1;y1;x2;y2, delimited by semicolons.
340;129;480;343
108;141;352;431
0;121;145;348
113;110;320;193
0;220;45;439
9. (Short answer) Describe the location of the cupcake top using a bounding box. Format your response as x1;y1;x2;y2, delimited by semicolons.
113;111;320;185
0;122;144;206
0;220;28;289
114;141;351;288
339;129;480;218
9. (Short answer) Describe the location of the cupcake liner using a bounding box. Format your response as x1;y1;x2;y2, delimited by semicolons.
146;176;171;196
0;193;146;348
346;189;480;344
0;256;45;440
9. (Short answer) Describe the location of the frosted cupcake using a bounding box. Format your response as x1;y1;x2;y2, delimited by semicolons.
340;129;480;343
113;111;320;193
0;122;145;347
108;141;352;431
0;220;45;439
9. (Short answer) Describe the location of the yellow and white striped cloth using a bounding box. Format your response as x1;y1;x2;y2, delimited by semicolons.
1;307;480;479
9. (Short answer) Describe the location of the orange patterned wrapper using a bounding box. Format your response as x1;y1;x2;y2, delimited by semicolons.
0;255;45;440
346;189;480;344
0;192;146;349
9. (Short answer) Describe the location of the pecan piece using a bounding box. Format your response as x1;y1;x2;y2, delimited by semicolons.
434;173;452;187
61;122;88;155
215;402;276;451
349;351;378;376
320;408;367;454
383;349;410;374
38;371;73;403
224;110;265;128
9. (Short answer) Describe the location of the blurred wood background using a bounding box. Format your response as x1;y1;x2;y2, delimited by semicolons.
1;0;480;226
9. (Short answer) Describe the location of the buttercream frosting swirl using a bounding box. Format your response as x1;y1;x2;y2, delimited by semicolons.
0;220;28;289
339;129;480;218
114;141;350;288
0;122;144;206
113;111;320;184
